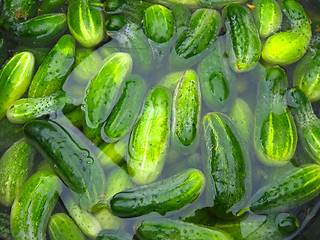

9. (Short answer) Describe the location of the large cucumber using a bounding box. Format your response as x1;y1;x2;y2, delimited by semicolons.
127;86;171;185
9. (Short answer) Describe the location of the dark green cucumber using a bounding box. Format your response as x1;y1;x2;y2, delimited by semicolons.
201;112;251;219
0;52;35;119
82;52;132;144
10;170;63;240
0;119;23;153
158;71;185;92
171;70;201;152
15;46;50;68
127;87;171;184
104;75;146;140
68;0;104;47
23;120;105;210
247;164;320;214
135;218;233;240
198;39;236;112
38;0;67;14
254;66;297;166
2;0;39;22
0;210;13;240
28;34;75;98
170;8;222;68
0;138;35;206
48;213;86;240
222;3;261;72
108;168;205;218
96;230;131;240
7;91;74;124
2;13;67;47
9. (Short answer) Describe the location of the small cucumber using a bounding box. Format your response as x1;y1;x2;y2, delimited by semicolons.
0;52;35;119
158;71;185;92
202;112;251;219
127;86;171;185
222;3;261;72
82;52;132;144
198;39;237;112
28;34;76;98
253;66;297;166
0;119;23;153
0;138;35;206
68;0;104;47
48;213;86;240
38;0;67;14
10;170;63;240
2;0;38;22
0;210;13;240
108;168;205;218
104;75;146;141
135;218;233;240
171;70;201;152
7;91;74;124
96;230;131;240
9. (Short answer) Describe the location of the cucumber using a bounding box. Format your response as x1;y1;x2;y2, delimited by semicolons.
96;230;131;240
0;52;35;119
0;210;13;240
127;86;171;185
23;120;106;210
200;0;246;8
7;91;74;124
28;34;76;98
82;52;132;144
222;3;261;72
108;168;205;218
201;112;251;219
38;0;67;14
247;164;320;214
182;206;216;227
253;66;297;166
198;39;236;112
0;119;23;153
0;138;35;206
2;13;67;47
158;71;185;92
170;4;191;30
104;75;146;141
15;46;50;68
48;213;86;240
171;70;201;152
68;0;104;47
10;170;63;240
135;218;234;240
2;0;39;22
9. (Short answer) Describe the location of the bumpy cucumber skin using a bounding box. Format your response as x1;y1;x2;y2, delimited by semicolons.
109;168;205;218
127;87;171;185
2;0;38;22
198;40;237;112
7;91;74;124
253;0;282;38
254;66;297;166
202;112;251;219
0;119;23;153
172;70;201;152
49;213;86;240
223;3;261;72
104;75;146;140
0;52;35;119
28;34;76;98
0;211;13;240
82;52;132;144
248;164;320;213
0;139;35;206
135;218;234;240
10;170;63;240
2;13;67;46
68;0;104;47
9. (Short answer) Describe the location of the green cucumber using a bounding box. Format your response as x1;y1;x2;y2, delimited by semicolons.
2;0;38;22
15;46;50;68
96;230;131;240
82;52;132;144
0;52;35;119
198;39;236;112
0;119;23;153
108;168;205;218
201;112;251;219
222;3;261;72
7;91;74;124
135;218;234;240
170;8;222;68
158;71;185;92
10;170;63;240
253;66;297;166
28;34;76;98
0;138;35;206
68;0;104;47
38;0;67;14
171;4;191;30
104;75;146;140
2;13;67;47
172;70;201;152
48;213;86;240
127;86;171;185
200;0;246;8
253;0;282;38
0;210;13;240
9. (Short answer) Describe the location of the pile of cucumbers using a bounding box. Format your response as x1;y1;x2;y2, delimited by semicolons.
0;0;320;239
